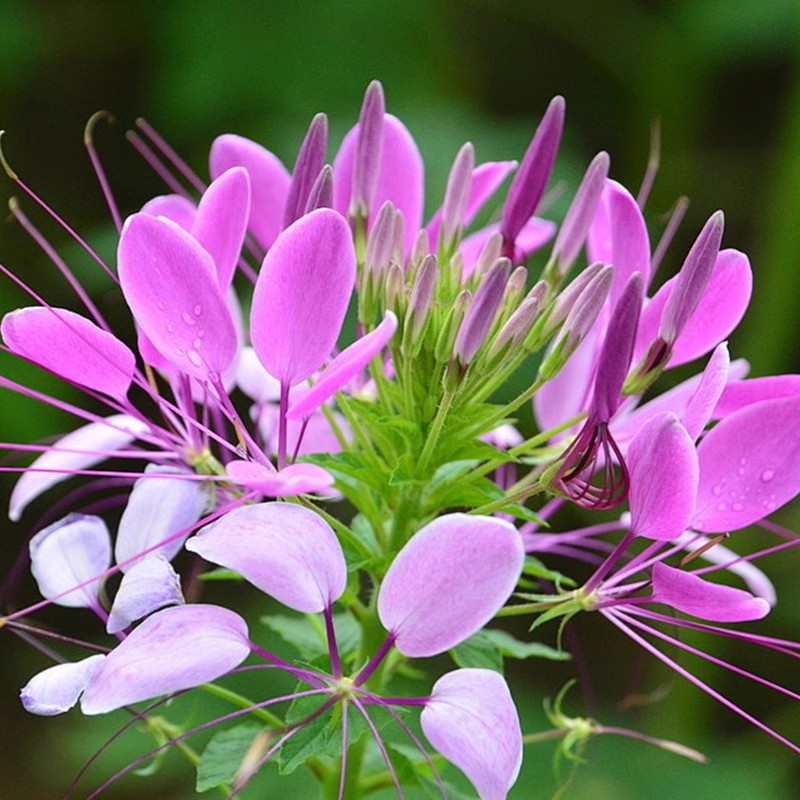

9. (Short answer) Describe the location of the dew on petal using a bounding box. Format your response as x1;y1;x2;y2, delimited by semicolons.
760;469;775;483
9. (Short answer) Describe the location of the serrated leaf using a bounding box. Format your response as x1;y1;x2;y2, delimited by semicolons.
450;631;504;673
278;695;341;775
422;476;505;514
196;723;266;792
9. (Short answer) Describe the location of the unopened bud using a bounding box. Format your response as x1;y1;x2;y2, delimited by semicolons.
303;164;334;214
351;80;385;220
284;113;328;226
454;260;511;365
435;289;471;363
538;266;613;381
440;142;475;248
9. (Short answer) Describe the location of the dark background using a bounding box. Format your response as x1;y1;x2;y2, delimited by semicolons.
0;1;799;797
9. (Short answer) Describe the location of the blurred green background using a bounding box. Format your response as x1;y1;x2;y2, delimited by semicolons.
1;1;799;797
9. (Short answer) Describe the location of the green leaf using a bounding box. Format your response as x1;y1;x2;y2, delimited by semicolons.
262;613;361;663
196;723;265;792
279;694;339;775
198;568;245;582
522;556;576;588
482;629;570;662
450;631;504;673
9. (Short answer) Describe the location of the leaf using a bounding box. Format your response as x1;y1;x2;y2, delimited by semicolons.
482;629;570;662
279;695;338;775
450;631;504;673
262;613;361;663
196;723;265;792
522;557;576;588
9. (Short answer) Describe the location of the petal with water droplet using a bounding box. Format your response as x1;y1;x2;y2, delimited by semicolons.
118;213;237;380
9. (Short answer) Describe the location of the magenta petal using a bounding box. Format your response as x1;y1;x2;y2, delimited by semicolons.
587;179;651;302
209;134;290;251
118;213;237;380
651;562;770;622
694;396;800;532
115;465;210;570
191;167;251;290
421;669;522;800
9;414;148;521
715;374;800;418
377;514;524;657
81;604;250;715
334;114;424;255
681;343;730;440
186;502;345;612
107;555;184;634
2;306;136;400
250;208;355;386
140;194;197;229
21;655;105;716
225;459;334;496
29;514;112;608
627;414;698;540
287;311;397;420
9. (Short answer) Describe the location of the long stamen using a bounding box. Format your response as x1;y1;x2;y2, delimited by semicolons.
84;112;123;233
135;118;207;194
0;132;117;280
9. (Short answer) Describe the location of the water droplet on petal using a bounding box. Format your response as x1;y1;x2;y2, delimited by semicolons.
192;338;202;349
181;312;196;326
166;323;174;333
731;502;744;512
174;347;183;356
194;304;203;316
760;469;775;483
739;457;747;466
197;329;205;338
188;350;202;367
717;502;727;512
712;485;723;497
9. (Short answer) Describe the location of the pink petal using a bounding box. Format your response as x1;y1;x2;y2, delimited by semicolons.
9;414;148;521
694;396;800;532
627;414;698;540
225;459;334;496
107;555;184;634
191;167;251;290
634;249;752;368
421;669;522;800
209;134;290;251
587;179;651;301
250;208;355;386
681;343;730;440
81;605;250;715
29;514;112;608
118;213;237;380
115;465;210;569
714;374;800;418
287;311;397;420
651;562;770;622
140;194;197;229
235;346;282;402
185;502;345;612
21;655;105;716
333;114;424;255
2;306;136;401
377;514;524;657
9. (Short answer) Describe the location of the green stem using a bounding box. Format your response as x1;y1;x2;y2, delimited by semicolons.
417;389;454;473
200;682;284;728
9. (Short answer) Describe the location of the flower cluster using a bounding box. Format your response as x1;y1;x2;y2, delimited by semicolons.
1;81;799;798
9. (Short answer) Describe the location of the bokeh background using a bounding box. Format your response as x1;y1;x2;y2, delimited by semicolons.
1;1;799;798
